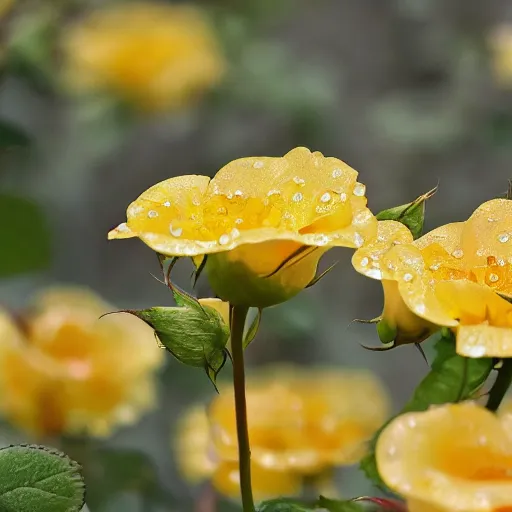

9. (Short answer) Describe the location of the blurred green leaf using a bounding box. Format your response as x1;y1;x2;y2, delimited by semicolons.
78;447;173;511
360;332;493;490
256;498;313;511
0;120;31;150
0;445;85;512
123;301;230;387
0;194;51;277
375;187;437;239
316;497;365;511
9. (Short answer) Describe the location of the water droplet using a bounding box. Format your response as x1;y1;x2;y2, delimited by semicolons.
231;228;240;238
489;273;499;283
320;192;331;203
339;193;347;202
117;223;130;233
414;304;426;315
407;418;417;428
499;233;510;243
466;345;486;358
451;249;464;259
253;161;264;169
169;224;183;237
217;206;227;215
476;249;485;257
292;192;303;202
163;201;171;207
267;189;280;197
219;234;230;245
293;176;305;186
234;190;243;197
226;192;233;199
429;264;440;271
283;212;292;219
360;257;369;267
235;218;244;224
403;273;413;282
498;258;506;266
353;183;366;197
354;233;364;247
332;168;342;178
147;210;158;218
488;217;497;223
387;446;397;457
316;234;330;246
192;198;201;206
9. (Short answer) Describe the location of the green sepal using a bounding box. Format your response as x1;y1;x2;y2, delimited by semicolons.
376;187;437;239
124;301;230;388
243;308;262;349
360;331;493;490
376;319;397;345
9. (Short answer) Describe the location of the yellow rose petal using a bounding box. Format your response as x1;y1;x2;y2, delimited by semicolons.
377;403;512;512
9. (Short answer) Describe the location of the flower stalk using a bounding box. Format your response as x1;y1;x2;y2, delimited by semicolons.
230;305;255;511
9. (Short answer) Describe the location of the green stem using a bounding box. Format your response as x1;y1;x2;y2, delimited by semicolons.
486;359;512;412
230;305;255;512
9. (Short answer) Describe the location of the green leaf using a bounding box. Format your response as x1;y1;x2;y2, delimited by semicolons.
0;444;85;512
256;498;313;512
125;303;230;386
316;497;365;511
0;194;52;277
375;187;437;239
243;308;262;348
360;332;493;490
0;120;31;150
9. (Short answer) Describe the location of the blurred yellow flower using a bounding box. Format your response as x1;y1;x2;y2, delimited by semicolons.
352;199;512;356
175;366;390;500
0;0;13;19
377;403;512;512
62;2;225;112
109;147;377;308
0;287;164;437
489;24;512;87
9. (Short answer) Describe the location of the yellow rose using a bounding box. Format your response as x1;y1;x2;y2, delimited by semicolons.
109;147;377;308
62;2;225;112
377;403;512;512
0;287;164;437
174;365;390;500
489;24;512;88
352;199;512;356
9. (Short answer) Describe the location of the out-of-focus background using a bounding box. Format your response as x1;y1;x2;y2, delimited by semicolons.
1;0;512;510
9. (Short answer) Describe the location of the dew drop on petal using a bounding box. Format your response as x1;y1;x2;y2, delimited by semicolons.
292;192;303;202
169;224;183;237
354;233;364;247
353;183;366;197
163;201;171;207
235;218;244;224
253;160;264;169
488;217;497;223
339;193;347;202
147;210;158;218
466;345;486;358
235;190;243;197
498;233;510;243
403;273;413;282
117;223;130;233
293;176;305;186
429;264;440;271
267;189;280;197
192;198;201;206
217;206;227;215
407;417;417;428
230;228;240;238
489;273;499;283
219;234;230;245
451;249;464;259
360;257;369;267
498;258;506;266
332;168;342;178
320;192;331;203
